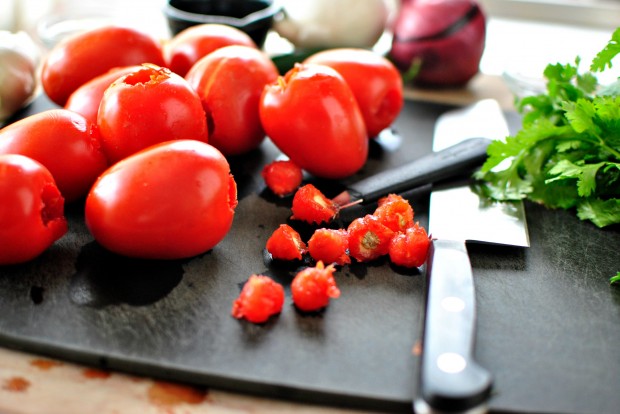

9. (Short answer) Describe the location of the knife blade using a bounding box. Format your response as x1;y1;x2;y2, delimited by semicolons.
415;100;529;413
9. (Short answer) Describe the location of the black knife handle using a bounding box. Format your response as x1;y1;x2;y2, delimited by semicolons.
347;137;491;203
417;239;493;412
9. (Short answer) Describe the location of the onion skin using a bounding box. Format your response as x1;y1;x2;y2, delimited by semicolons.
389;0;486;87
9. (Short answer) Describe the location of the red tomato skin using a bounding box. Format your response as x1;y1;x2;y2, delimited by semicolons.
185;46;279;156
85;140;238;259
98;65;208;163
260;63;369;179
266;224;307;260
0;154;67;265
65;65;142;124
308;228;350;266
165;23;257;77
42;26;165;106
291;261;341;312
261;160;303;197
304;48;404;138
0;109;108;202
388;224;430;268
231;275;285;323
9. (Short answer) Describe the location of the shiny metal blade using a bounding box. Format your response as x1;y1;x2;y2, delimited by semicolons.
429;184;530;246
429;99;529;247
433;99;509;152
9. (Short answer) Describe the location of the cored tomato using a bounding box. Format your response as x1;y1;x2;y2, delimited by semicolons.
304;48;404;138
65;65;142;124
165;23;257;77
85;140;238;259
0;109;108;202
373;194;414;233
0;154;67;265
260;63;368;179
41;26;165;106
347;214;395;262
290;184;338;224
97;64;208;163
185;46;279;156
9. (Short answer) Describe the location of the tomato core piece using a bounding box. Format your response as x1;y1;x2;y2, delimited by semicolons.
291;261;340;312
231;275;285;324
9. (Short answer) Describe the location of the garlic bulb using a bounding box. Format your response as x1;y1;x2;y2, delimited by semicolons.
274;0;390;49
0;31;39;123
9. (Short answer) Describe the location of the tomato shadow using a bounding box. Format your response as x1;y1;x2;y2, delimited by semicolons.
69;242;188;308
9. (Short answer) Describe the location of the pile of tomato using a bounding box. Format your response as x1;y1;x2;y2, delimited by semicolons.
0;23;425;324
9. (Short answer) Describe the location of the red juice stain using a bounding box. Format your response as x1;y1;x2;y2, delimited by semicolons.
147;381;208;406
82;368;111;379
2;377;31;392
30;359;63;370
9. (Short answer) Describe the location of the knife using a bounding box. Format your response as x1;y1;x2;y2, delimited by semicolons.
414;100;530;413
331;136;491;207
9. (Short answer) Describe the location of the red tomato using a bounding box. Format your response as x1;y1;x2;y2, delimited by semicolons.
266;224;306;261
185;46;279;156
291;261;341;312
0;109;108;202
65;65;142;124
373;194;414;233
231;274;285;323
0;154;67;265
261;160;303;197
308;228;350;266
290;184;338;224
388;223;430;268
165;23;257;76
85;140;238;259
97;64;208;163
41;26;165;106
304;48;404;138
260;63;368;179
347;214;395;262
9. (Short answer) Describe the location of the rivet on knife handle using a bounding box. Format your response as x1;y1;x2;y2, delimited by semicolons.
332;137;491;206
417;239;493;412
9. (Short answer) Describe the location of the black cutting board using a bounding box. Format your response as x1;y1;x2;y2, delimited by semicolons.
1;95;619;414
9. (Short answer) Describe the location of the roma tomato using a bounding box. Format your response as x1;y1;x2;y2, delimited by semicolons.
260;63;368;179
0;109;108;202
98;64;208;163
0;154;67;265
41;26;165;106
65;65;142;124
185;46;279;156
304;48;404;138
85;140;238;259
165;23;257;76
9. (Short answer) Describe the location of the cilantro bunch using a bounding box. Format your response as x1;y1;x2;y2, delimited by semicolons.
477;28;620;230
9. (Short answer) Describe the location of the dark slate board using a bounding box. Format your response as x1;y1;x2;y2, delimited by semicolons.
1;95;619;414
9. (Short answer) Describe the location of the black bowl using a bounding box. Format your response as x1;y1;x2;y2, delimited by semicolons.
163;0;281;47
